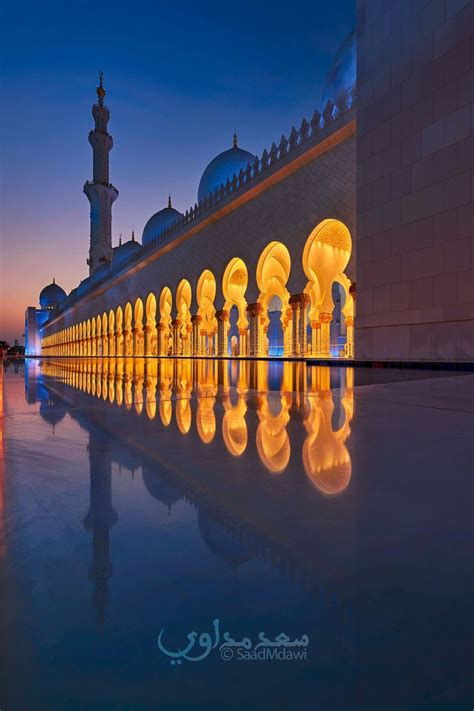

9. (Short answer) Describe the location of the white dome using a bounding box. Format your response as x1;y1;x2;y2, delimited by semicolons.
198;136;256;204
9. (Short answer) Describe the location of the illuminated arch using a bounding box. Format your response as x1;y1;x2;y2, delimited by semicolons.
91;318;97;356
145;292;158;356
303;219;353;357
256;241;291;356
108;309;115;357
102;312;108;356
176;279;192;356
159;287;173;356
124;302;133;356
222;258;248;356
196;269;217;356
134;298;144;356
115;306;123;356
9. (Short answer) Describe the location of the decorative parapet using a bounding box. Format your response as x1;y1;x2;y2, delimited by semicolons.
48;89;356;324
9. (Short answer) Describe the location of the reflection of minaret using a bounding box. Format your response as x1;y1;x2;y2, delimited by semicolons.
83;434;118;628
83;72;119;276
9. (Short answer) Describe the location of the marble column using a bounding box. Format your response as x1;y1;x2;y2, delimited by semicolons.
191;315;202;356
319;312;332;357
171;319;181;356
246;303;262;357
216;309;229;356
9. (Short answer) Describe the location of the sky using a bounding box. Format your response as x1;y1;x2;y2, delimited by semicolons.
0;0;354;344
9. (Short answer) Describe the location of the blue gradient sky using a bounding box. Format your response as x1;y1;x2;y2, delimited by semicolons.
0;0;354;343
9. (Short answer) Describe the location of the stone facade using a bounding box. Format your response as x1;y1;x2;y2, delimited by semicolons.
356;0;474;360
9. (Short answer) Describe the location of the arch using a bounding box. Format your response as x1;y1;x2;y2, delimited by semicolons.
102;312;108;356
134;298;145;356
115;306;124;356
196;269;217;356
159;287;173;356
302;219;353;357
91;317;97;356
108;309;115;357
176;278;192;356
86;319;91;356
222;257;248;355
124;302;133;356
145;292;158;356
256;241;291;356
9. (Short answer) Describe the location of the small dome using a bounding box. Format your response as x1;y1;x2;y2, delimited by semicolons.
321;30;356;109
142;199;183;246
112;233;142;266
39;279;67;310
198;136;256;204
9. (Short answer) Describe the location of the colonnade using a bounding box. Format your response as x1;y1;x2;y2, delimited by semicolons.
42;219;355;359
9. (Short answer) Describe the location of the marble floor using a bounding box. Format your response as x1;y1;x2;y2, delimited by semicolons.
0;358;472;710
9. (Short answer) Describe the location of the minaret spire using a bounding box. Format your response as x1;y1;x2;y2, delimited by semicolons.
83;73;119;276
233;131;238;149
168;195;172;208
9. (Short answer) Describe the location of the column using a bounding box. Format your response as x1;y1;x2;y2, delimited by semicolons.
157;323;165;356
191;315;202;356
298;294;310;357
310;321;320;356
289;297;299;356
246;303;262;357
319;312;332;357
345;317;354;358
216;310;228;356
238;328;247;356
171;319;181;355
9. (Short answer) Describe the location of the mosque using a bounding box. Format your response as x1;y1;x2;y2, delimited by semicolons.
25;2;474;363
25;32;357;360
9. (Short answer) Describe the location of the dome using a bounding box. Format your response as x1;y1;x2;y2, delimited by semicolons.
142;198;183;246
39;279;67;310
321;30;356;109
112;232;142;266
198;136;256;204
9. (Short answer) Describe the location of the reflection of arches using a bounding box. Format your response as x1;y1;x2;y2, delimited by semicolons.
303;219;353;357
223;257;248;355
302;374;353;495
159;287;173;356
222;394;248;456
196;269;217;356
134;298;144;356
255;393;291;472
256;242;291;356
145;293;157;356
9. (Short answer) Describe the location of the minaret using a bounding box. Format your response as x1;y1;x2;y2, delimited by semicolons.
83;72;119;276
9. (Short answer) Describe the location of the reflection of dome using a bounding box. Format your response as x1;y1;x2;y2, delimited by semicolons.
142;464;183;510
198;508;253;568
39;399;66;428
142;199;183;246
39;279;67;310
321;30;356;109
198;137;256;204
112;234;142;266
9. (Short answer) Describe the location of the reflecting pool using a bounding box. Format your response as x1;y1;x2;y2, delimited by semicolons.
0;358;473;709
